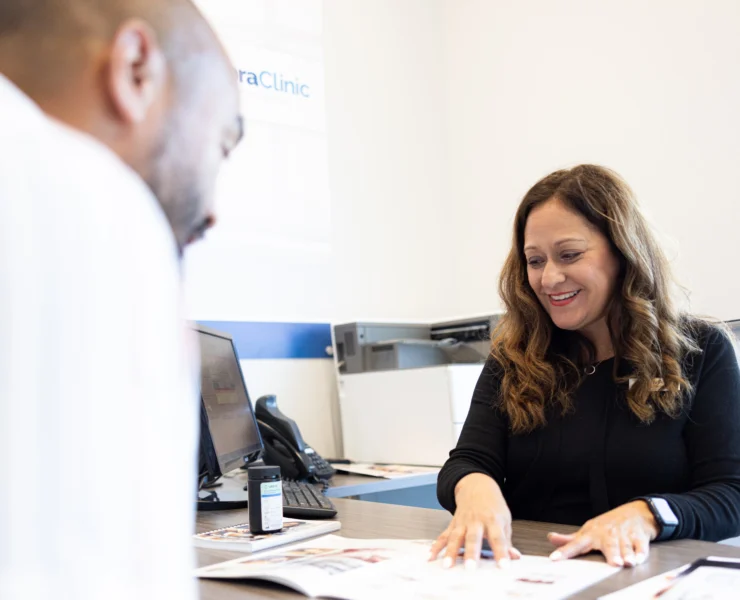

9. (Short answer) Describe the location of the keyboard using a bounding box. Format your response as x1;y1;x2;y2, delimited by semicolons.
282;480;337;519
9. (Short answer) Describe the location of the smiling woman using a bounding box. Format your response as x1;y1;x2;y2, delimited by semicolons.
432;164;740;573
523;202;620;361
497;165;694;433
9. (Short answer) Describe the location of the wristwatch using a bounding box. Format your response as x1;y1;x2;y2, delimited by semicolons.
638;497;679;541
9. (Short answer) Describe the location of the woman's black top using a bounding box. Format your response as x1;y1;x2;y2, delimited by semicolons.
437;324;740;541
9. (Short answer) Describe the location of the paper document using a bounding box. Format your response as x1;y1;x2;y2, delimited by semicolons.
197;534;619;599
330;463;440;479
600;556;740;599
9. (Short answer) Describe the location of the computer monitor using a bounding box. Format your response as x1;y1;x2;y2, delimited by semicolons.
195;324;262;484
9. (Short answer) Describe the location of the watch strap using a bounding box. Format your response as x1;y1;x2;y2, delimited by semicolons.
637;496;678;541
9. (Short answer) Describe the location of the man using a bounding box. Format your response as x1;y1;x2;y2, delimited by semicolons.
0;1;242;597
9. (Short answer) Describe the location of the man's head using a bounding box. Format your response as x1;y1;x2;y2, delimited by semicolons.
0;0;243;252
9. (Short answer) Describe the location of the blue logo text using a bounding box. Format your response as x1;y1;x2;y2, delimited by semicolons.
237;70;310;98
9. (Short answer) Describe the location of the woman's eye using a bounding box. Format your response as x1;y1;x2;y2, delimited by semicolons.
527;258;544;268
561;252;582;261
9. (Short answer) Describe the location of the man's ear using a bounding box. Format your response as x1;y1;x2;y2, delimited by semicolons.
106;20;167;124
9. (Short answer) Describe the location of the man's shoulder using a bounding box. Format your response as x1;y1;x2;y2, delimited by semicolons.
44;120;155;205
0;107;177;262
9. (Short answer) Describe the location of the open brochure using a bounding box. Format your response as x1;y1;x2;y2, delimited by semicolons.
196;534;619;599
329;463;440;479
193;518;341;553
599;556;740;600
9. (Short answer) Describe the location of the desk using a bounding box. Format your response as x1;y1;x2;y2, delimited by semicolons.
197;498;740;599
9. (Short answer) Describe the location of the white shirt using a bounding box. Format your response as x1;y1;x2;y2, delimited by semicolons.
0;75;199;600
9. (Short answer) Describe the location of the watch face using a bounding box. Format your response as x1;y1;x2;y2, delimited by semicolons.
653;497;679;526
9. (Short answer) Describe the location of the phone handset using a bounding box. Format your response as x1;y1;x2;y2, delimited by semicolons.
255;395;309;451
255;395;335;481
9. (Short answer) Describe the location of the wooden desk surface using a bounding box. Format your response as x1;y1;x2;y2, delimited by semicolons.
197;498;740;599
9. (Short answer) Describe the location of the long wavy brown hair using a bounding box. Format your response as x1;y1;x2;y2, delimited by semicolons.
492;164;700;434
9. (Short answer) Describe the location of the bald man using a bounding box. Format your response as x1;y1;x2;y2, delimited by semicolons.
0;0;243;249
0;1;241;598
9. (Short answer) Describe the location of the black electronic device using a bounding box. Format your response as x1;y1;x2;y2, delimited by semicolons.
196;325;263;486
255;395;335;481
280;480;337;519
638;496;679;541
194;324;336;518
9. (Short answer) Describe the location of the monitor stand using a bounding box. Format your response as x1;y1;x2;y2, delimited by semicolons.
197;488;249;511
196;469;254;511
197;456;264;511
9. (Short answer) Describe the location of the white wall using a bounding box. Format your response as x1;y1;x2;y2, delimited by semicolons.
189;0;338;458
325;0;740;322
443;0;740;320
324;0;468;323
240;359;339;457
189;0;333;322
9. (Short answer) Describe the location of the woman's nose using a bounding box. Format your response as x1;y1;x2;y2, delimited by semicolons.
541;260;566;289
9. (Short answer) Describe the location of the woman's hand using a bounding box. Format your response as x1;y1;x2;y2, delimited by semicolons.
548;501;659;567
429;473;521;569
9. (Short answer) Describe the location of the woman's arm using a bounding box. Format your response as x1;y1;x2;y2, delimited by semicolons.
653;327;740;541
543;327;740;566
436;358;508;512
434;358;519;566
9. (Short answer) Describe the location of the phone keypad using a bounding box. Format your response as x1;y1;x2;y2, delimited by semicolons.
307;450;335;479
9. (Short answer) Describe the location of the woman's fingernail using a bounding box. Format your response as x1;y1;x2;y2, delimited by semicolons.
511;548;522;559
465;559;477;571
613;557;624;567
550;551;563;561
623;554;635;567
635;553;646;564
442;557;453;569
497;558;511;570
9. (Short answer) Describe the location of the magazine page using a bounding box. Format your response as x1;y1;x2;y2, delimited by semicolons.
331;551;619;600
196;535;427;598
330;463;440;479
197;535;619;600
193;518;341;553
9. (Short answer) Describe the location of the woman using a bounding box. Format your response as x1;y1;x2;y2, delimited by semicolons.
432;165;740;570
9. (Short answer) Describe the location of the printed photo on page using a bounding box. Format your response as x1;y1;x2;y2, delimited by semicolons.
193;518;340;553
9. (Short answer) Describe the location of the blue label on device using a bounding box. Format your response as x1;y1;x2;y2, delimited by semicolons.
260;481;283;531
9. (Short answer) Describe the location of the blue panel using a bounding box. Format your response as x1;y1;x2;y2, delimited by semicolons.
198;321;332;360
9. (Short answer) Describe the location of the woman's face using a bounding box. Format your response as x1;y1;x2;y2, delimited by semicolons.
523;197;620;337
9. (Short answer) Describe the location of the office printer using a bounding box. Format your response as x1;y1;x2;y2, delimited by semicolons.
333;315;499;375
332;315;501;466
